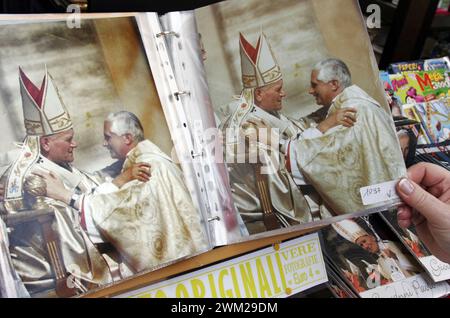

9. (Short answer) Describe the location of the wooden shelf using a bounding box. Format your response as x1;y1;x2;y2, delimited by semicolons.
81;225;323;298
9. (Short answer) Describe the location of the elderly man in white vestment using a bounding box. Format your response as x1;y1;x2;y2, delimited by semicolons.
0;67;116;297
332;219;420;285
220;33;354;234
41;111;208;273
286;59;406;216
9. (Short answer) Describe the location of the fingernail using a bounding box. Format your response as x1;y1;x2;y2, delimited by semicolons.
399;178;414;195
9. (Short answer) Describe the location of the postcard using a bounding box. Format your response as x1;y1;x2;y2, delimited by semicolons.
381;210;450;283
320;214;449;298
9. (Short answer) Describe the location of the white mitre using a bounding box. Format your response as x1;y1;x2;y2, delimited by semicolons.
19;66;73;136
239;31;282;89
332;219;369;243
226;32;283;129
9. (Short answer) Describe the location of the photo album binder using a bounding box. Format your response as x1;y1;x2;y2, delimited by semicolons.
0;0;410;297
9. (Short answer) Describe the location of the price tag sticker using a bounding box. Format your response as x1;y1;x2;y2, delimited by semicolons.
360;180;399;206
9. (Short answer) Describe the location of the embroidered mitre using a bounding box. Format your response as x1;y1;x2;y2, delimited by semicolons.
239;32;282;89
19;66;73;136
332;219;369;243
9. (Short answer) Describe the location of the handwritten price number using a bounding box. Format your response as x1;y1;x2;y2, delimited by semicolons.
363;187;381;198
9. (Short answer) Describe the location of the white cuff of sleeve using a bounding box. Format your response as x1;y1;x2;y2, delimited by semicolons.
300;127;323;139
288;140;307;186
94;182;119;194
82;196;104;244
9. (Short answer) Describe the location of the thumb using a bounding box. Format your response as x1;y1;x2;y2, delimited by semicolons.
396;178;448;223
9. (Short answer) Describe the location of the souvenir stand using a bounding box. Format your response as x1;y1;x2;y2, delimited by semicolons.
0;0;449;299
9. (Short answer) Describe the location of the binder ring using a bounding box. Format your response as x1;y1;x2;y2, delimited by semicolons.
208;216;221;222
174;90;190;100
156;31;180;38
191;150;204;158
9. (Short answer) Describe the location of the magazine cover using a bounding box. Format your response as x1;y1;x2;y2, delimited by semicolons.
194;0;407;236
380;70;402;117
425;57;450;71
413;97;450;144
321;214;450;298
0;14;212;297
381;210;450;283
389;60;426;74
390;70;450;104
401;104;433;145
389;57;450;74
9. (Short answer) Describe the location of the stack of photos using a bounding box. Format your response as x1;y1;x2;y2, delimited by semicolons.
381;210;450;283
324;263;358;298
0;0;412;298
393;119;421;168
386;56;450;107
389;57;450;74
400;98;450;145
401;104;433;145
321;214;450;298
381;56;450;165
389;70;450;105
401;98;450;166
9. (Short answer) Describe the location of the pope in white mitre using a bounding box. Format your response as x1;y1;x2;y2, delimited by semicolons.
0;67;113;297
219;32;316;234
332;218;420;284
